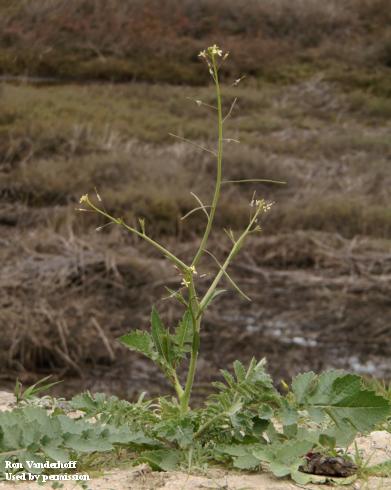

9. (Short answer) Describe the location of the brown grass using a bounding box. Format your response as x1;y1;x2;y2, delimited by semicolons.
1;1;390;391
1;77;390;238
0;0;390;82
2;228;390;392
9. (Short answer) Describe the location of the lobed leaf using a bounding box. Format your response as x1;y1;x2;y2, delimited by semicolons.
292;371;391;435
119;330;158;361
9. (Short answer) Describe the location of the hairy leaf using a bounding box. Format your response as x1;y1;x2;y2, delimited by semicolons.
119;330;157;361
253;438;313;480
140;449;180;471
292;371;391;434
0;406;151;476
174;310;193;350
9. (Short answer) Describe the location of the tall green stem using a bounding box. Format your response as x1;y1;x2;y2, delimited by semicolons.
192;56;223;267
181;59;224;411
180;279;200;413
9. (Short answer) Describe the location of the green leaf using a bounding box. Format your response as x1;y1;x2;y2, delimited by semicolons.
269;461;291;477
150;306;173;365
215;444;251;457
151;307;165;353
272;439;313;465
283;424;298;438
57;415;86;436
119;330;157;361
292;472;357;485
71;392;97;412
233;360;246;382
290;469;313;485
0;420;23;450
319;433;336;450
253;438;313;481
366;460;391;477
252;417;270;436
20;376;61;402
323;424;357;447
140;449;180;471
293;371;391;434
0;404;157;479
258;404;274;420
227;400;243;417
215;442;265;469
233;453;260;469
174;310;193;349
42;443;70;462
296;427;322;445
250;446;274;463
65;432;113;453
20;452;46;475
292;371;317;404
279;399;299;425
154;419;193;449
116;427;155;447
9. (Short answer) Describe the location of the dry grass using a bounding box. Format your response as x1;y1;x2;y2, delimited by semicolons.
1;76;390;238
0;0;390;82
2;228;390;393
0;0;390;391
0;229;175;375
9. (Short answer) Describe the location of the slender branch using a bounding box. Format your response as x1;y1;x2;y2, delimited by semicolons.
84;197;189;272
199;209;261;311
168;133;216;156
203;249;251;302
186;96;217;111
190;192;211;219
222;179;286;185
181;205;211;221
222;97;237;123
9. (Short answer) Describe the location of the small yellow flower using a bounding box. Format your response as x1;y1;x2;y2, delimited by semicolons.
250;198;273;212
181;278;190;288
199;45;224;60
262;201;274;212
79;194;88;204
189;265;197;275
209;44;222;57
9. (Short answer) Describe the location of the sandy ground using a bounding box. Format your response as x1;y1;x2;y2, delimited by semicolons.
0;391;390;490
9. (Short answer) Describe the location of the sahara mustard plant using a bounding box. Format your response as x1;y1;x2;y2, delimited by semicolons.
2;45;389;485
78;45;275;413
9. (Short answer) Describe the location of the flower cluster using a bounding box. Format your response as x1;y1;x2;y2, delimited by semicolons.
181;265;197;288
198;44;224;59
250;198;274;213
198;45;228;77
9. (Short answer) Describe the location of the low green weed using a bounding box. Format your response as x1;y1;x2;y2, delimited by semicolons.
14;376;61;405
2;45;390;485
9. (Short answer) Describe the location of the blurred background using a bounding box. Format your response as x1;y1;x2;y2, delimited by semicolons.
0;0;390;402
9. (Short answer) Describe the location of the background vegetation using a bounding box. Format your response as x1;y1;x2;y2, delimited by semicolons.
0;0;390;400
1;0;391;84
